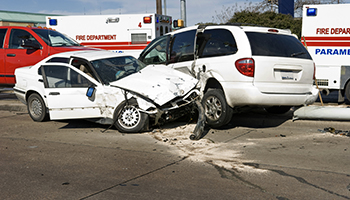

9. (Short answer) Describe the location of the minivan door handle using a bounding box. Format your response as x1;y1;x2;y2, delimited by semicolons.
7;54;16;57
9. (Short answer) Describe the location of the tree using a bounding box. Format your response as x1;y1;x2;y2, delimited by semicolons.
258;0;344;17
227;11;302;37
211;0;344;23
204;0;345;38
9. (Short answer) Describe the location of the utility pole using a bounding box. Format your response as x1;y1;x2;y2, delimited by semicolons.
268;0;275;12
271;0;274;12
156;0;162;15
164;0;167;15
180;0;186;27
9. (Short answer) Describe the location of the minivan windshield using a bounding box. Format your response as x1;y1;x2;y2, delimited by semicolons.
246;32;312;59
33;29;81;47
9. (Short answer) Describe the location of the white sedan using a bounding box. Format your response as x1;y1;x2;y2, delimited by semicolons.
13;51;200;133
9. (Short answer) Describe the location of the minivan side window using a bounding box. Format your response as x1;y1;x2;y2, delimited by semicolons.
139;35;168;65
169;30;196;64
0;29;7;48
197;29;238;58
9;29;41;49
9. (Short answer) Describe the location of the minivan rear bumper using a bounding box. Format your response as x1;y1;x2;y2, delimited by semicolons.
222;82;319;107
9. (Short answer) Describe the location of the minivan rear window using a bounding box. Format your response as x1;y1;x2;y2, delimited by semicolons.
246;32;312;59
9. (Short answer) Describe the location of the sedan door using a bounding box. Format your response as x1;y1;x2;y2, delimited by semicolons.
40;64;103;120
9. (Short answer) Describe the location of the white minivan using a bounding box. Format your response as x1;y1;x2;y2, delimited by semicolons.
139;25;318;128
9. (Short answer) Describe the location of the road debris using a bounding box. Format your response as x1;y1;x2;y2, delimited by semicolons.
147;124;268;174
319;127;350;137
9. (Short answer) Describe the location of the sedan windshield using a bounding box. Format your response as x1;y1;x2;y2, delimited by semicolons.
33;29;81;47
91;56;147;85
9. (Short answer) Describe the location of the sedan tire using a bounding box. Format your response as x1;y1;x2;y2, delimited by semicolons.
202;89;233;128
27;93;48;122
114;101;149;133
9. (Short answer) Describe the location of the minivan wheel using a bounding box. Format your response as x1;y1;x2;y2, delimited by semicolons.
27;93;48;122
202;89;233;128
114;102;149;133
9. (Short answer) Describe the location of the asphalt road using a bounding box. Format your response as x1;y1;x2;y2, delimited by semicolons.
1;90;350;199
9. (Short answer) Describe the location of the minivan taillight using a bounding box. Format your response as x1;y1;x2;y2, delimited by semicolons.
235;58;255;77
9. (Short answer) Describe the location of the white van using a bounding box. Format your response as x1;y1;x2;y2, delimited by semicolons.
139;25;318;127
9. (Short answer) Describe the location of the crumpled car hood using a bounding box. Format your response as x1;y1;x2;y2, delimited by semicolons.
109;65;198;106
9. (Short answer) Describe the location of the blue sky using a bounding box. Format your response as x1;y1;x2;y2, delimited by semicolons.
1;0;261;26
2;0;350;26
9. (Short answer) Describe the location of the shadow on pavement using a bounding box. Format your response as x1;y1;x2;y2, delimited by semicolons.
0;89;17;100
219;108;293;130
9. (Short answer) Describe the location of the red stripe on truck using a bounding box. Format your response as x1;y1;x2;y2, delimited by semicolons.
80;41;151;50
302;36;350;47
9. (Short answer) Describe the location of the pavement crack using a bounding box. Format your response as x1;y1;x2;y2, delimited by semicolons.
209;161;263;189
207;161;288;200
243;162;350;200
223;129;256;143
79;156;189;200
270;169;350;200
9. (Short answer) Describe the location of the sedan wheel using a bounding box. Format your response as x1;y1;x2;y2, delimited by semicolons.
114;102;149;133
27;93;48;122
202;89;233;128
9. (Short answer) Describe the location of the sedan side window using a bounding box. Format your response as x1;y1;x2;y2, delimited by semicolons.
9;29;41;49
71;59;98;81
41;65;92;88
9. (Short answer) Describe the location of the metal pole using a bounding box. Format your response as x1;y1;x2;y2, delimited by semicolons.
180;0;186;27
164;0;167;15
156;0;162;15
271;0;274;12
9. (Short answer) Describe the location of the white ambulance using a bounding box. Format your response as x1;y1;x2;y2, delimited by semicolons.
46;14;172;57
302;4;350;102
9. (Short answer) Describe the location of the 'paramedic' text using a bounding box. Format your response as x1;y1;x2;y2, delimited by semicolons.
315;48;350;55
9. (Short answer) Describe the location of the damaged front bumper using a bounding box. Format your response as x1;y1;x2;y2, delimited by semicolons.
107;85;205;139
144;89;201;124
137;89;206;140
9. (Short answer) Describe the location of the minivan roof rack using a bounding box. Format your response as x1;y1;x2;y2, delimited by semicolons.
225;22;262;27
197;22;263;30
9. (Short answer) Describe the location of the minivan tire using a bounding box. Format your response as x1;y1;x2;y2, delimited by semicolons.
202;89;233;128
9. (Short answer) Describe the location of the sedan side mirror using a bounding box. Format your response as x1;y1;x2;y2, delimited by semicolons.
86;86;96;99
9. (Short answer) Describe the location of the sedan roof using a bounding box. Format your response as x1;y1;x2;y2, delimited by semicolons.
45;50;134;62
